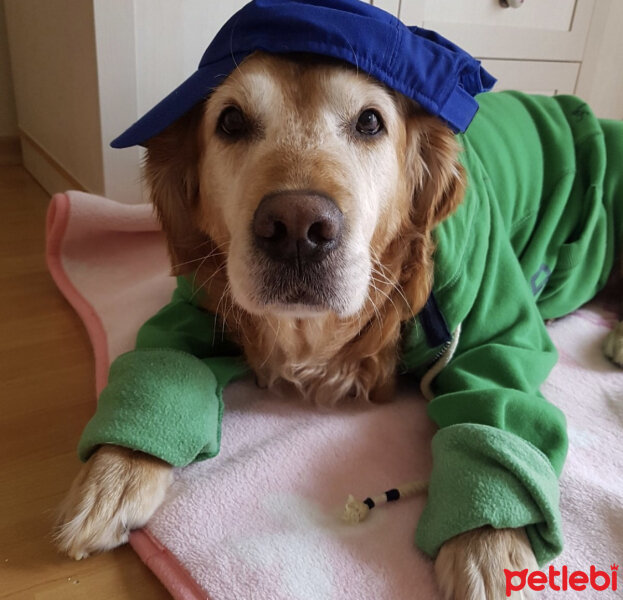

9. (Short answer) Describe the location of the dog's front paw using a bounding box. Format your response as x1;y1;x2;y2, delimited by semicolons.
54;445;173;560
603;321;623;367
435;526;538;600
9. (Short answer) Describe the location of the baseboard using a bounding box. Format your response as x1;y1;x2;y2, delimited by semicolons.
19;130;87;195
0;135;22;165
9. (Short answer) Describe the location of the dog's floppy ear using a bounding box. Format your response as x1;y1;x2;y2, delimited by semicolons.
143;104;206;274
405;110;466;229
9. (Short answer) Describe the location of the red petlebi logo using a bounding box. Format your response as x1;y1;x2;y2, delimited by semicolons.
505;564;618;596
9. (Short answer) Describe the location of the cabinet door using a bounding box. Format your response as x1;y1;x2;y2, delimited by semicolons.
400;0;594;61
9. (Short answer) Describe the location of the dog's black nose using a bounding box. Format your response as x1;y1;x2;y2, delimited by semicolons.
252;191;343;263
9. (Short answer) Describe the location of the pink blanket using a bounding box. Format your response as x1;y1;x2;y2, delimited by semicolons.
47;191;623;600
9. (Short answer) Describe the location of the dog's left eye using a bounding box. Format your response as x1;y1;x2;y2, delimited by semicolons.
355;109;384;135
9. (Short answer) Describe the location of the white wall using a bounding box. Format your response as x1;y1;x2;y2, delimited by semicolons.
0;0;18;138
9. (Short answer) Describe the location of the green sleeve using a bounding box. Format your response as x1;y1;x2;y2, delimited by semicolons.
415;209;568;566
78;276;249;466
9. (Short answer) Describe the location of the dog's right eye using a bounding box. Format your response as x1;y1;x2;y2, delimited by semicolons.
355;109;384;136
217;106;248;139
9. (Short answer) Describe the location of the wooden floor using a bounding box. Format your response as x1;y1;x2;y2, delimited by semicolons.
0;166;170;599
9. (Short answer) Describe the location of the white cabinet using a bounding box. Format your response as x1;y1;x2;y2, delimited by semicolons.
399;0;622;116
4;0;622;203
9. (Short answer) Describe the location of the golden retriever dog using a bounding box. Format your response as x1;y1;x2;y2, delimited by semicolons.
55;52;620;599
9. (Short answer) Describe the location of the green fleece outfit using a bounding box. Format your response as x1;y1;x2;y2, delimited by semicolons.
78;92;623;565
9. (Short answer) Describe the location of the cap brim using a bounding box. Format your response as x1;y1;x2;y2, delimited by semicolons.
110;55;237;148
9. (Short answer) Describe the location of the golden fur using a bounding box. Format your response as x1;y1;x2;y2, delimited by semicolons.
56;53;557;599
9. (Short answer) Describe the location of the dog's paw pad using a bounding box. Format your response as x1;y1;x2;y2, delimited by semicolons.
603;321;623;367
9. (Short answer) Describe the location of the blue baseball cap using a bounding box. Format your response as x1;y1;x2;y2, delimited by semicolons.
111;0;495;148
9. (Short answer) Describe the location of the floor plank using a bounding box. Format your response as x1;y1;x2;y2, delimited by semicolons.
0;166;171;599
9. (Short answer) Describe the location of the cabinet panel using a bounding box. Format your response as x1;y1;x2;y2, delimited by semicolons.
480;59;580;96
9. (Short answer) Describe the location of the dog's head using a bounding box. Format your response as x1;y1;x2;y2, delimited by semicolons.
145;52;464;321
